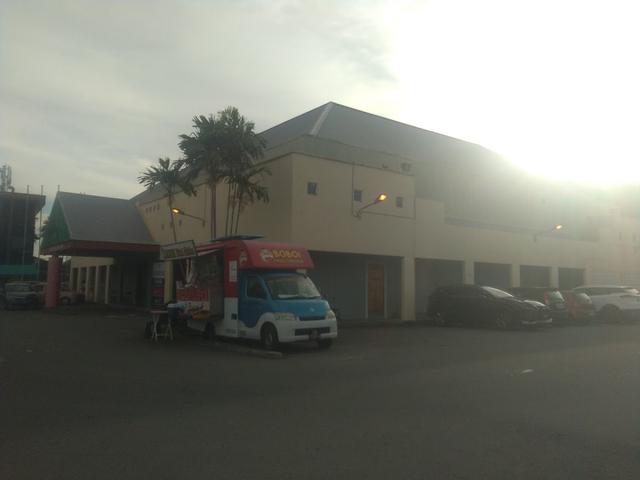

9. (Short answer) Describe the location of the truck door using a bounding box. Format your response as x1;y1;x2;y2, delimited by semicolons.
238;274;271;332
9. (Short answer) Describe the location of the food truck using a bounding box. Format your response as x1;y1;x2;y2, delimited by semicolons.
162;236;337;349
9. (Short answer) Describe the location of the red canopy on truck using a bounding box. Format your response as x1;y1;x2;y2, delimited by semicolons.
195;239;314;270
239;241;314;270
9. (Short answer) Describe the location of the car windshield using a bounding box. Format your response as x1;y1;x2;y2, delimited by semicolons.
265;274;321;299
482;286;513;298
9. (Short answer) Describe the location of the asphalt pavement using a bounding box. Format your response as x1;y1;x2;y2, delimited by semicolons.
1;307;639;479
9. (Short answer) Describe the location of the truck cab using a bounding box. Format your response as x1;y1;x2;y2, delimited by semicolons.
238;270;336;348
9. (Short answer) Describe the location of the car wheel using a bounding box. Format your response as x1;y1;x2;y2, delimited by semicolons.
261;323;280;351
432;311;448;327
203;322;216;341
26;295;38;309
601;305;622;323
144;321;153;339
494;311;512;329
318;339;332;350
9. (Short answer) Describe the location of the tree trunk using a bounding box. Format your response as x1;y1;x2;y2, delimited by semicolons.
168;194;178;243
209;182;216;240
225;182;233;236
229;183;238;236
234;188;243;235
168;192;185;278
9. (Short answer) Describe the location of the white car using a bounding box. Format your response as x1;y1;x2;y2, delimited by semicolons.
572;285;640;322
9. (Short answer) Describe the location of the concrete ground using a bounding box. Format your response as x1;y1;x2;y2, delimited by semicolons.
1;307;639;479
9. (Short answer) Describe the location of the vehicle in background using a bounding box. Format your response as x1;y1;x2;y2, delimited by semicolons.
4;282;45;309
561;291;596;323
59;283;84;305
572;285;640;322
427;285;553;329
510;287;570;324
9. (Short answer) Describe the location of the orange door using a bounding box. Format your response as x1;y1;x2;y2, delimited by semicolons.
367;264;385;318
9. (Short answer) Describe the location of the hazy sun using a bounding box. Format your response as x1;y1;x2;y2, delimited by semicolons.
383;0;640;184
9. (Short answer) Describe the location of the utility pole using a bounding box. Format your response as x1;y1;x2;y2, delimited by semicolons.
20;186;30;280
36;185;44;280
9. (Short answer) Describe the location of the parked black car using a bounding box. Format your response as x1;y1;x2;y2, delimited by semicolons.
427;285;552;328
510;287;570;324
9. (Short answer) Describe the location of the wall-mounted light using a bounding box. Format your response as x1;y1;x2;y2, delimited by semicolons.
534;224;563;242
171;207;205;225
355;193;388;218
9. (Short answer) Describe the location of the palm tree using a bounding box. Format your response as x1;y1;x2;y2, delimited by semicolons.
179;107;266;240
138;157;196;243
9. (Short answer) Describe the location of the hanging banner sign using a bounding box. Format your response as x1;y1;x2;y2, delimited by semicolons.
160;240;197;260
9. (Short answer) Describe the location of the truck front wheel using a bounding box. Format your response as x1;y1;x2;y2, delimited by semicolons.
261;324;280;351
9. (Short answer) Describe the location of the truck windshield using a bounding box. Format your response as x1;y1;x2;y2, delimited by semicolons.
265;274;321;300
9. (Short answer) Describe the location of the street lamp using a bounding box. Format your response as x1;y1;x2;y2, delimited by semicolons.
171;207;205;226
355;193;388;218
533;224;563;242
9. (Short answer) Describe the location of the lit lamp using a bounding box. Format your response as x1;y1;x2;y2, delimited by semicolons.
171;207;205;225
355;193;388;218
534;224;563;242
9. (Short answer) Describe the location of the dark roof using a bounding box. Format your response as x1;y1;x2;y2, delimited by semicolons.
57;192;154;245
260;102;499;166
0;191;46;210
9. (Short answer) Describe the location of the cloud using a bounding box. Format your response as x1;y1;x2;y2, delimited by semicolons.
0;0;398;205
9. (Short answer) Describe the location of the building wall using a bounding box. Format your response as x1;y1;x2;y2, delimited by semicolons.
289;153;415;257
72;144;640;317
308;251;401;320
134;156;294;245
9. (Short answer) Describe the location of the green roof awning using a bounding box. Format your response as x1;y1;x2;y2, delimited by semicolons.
0;264;38;277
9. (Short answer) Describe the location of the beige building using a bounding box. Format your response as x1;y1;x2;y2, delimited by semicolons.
49;102;640;320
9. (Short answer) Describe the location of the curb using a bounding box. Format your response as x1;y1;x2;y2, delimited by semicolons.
200;340;284;359
338;320;429;329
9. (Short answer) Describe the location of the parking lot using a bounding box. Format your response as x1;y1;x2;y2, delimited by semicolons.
2;307;640;479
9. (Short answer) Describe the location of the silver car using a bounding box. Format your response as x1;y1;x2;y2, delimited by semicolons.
4;282;45;310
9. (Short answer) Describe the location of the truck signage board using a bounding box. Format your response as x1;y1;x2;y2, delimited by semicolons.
242;243;313;269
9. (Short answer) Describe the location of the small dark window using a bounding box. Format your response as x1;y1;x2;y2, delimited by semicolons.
178;219;182;226
307;182;318;195
247;276;267;299
396;196;404;208
353;189;362;202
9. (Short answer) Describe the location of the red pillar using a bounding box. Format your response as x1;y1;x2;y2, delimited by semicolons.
45;255;61;308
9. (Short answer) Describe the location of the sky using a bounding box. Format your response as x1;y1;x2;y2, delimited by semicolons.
2;0;640;205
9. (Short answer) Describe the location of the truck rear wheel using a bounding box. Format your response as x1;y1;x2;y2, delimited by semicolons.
204;322;216;341
261;324;279;351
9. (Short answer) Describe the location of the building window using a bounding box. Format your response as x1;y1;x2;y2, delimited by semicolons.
353;189;362;202
396;196;404;208
307;182;318;195
178;219;182;226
